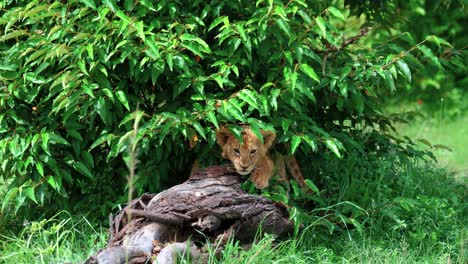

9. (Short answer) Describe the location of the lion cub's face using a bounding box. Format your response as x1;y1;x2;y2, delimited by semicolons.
216;127;276;175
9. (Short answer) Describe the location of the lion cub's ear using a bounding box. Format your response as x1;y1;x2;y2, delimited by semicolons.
261;130;276;150
216;127;232;147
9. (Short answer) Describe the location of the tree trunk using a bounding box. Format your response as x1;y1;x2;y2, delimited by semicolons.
86;165;294;264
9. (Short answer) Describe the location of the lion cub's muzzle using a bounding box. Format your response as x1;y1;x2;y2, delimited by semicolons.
234;164;254;175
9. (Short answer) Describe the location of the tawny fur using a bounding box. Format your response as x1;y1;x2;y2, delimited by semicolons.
216;126;307;189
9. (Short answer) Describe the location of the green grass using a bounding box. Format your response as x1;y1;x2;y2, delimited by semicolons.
207;231;465;264
0;212;107;263
1;161;465;264
398;115;468;173
391;104;468;173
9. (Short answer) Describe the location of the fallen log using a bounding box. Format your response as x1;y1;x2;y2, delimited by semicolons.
86;165;294;264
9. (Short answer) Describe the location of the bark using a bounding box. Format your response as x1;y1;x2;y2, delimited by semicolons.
86;165;293;264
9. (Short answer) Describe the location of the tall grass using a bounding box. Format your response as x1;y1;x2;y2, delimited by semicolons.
0;211;106;263
0;166;464;263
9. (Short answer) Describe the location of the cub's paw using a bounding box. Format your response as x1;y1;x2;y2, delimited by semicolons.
252;177;269;189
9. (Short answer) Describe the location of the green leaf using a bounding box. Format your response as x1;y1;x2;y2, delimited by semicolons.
36;162;44;177
302;134;317;151
290;71;298;90
207;110;219;129
396;59;411;82
103;0;118;12
232;65;239;77
290;180;301;199
246;122;261;144
271;88;281;110
338;82;348;96
300;64;320;82
304;179;319;193
213;75;224;88
41;133;50;155
80;0;96;10
145;37;161;59
116;91;130;111
49;133;70;146
260;82;274;91
2;187;18;211
276;19;291;38
180;34;210;51
384;70;396;92
135;21;145;41
86;44;94;60
236;24;247;41
238;90;258;109
208;16;227;31
102;88;114;101
433;144;453;152
325;138;341;158
90;134;111;149
166;53;174;71
0;30;27;42
47;176;59;190
192;122;206;140
274;6;288;20
25;187;37;203
116;10;132;24
418;45;441;68
226;99;244;121
158;121;174;145
82;151;95;168
425;35;452;48
296;81;316;102
328;7;346;21
341;66;352;79
72;162;94;179
96;97;112;126
258;96;269;116
8;139;20;157
181;43;204;58
315;16;326;37
227;125;244;143
415;139;431;148
298;10;312;24
281;119;293;132
291;135;302;154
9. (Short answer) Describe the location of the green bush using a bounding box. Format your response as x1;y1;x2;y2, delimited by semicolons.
0;0;461;226
373;0;467;117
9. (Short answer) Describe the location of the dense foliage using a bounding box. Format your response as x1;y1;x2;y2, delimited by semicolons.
0;0;462;229
376;0;467;117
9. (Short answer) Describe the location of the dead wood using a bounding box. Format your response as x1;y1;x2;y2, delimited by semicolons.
86;165;294;264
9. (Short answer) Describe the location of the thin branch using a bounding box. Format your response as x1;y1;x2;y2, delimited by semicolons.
321;27;371;74
327;27;372;53
382;39;428;69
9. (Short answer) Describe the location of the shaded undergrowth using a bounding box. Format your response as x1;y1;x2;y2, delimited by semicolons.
0;157;465;264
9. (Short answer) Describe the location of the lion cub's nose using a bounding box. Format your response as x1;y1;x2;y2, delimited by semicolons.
240;164;249;170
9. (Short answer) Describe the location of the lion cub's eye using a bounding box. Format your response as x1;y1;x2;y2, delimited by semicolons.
250;149;257;155
233;148;240;155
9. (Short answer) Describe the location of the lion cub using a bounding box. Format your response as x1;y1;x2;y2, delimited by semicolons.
216;126;306;189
